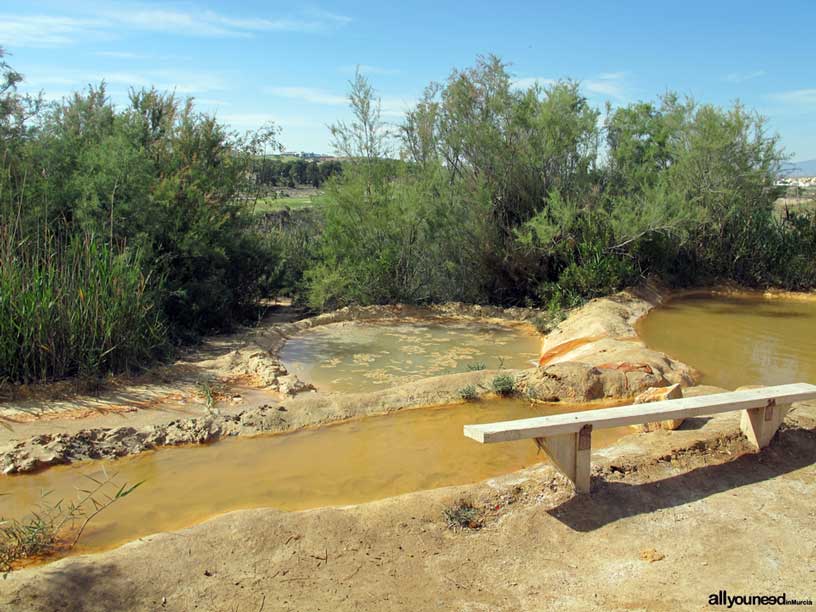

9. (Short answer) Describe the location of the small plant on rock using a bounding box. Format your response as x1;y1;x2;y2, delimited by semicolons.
197;379;228;415
466;361;486;372
458;385;478;401
491;374;516;396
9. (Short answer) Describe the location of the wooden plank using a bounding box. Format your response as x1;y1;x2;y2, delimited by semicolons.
740;399;791;449
574;424;592;494
464;383;816;444
536;433;578;484
534;425;592;494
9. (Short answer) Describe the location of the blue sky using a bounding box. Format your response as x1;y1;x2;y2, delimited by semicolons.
2;0;815;159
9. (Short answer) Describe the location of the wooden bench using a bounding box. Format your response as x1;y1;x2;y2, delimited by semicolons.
464;383;816;494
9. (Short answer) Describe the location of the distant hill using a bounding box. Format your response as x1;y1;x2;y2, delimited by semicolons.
782;159;816;177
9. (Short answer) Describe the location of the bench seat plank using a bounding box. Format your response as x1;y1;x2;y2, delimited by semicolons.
464;383;816;444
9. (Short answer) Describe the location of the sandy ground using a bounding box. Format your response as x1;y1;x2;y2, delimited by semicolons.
2;395;814;611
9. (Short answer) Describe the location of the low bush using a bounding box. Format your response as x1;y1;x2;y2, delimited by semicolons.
491;374;516;396
458;385;478;401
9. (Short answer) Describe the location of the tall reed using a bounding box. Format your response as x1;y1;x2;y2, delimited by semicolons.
0;219;167;384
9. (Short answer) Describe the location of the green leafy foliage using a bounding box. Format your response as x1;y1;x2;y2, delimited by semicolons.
255;158;342;189
2;48;815;385
312;55;814;314
6;83;280;341
1;50;282;382
306;90;491;308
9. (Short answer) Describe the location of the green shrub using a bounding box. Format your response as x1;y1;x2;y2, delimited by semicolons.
465;361;486;372
458;385;478;401
1;76;281;344
0;53;283;383
491;374;516;396
2;50;814;388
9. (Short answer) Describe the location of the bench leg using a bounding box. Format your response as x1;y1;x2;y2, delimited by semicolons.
536;424;593;494
740;399;790;449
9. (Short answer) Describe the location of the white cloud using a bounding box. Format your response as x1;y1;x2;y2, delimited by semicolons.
379;96;416;118
514;72;628;100
23;68;226;95
219;113;318;132
266;85;414;119
770;89;816;107
266;86;347;106
340;64;400;76
102;6;353;37
0;15;107;47
584;72;627;99
103;9;306;37
512;76;555;90
726;70;766;83
0;5;352;47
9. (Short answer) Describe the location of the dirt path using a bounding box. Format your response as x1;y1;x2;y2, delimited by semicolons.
2;399;814;611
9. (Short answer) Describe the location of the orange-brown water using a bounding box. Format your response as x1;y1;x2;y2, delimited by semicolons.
639;293;816;389
0;400;630;558
280;320;541;393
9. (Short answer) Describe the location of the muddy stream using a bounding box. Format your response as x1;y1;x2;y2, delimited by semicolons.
280;319;541;393
0;400;627;558
639;293;816;389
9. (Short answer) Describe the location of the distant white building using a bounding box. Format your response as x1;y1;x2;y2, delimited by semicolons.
776;176;816;188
